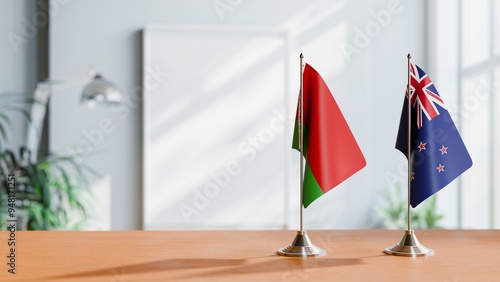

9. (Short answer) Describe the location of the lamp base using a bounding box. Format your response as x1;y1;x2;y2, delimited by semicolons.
383;230;434;257
277;230;326;257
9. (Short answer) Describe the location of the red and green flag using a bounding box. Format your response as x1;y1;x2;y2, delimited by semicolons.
293;63;366;208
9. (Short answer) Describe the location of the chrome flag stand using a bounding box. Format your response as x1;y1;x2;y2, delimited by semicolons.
383;230;434;257
277;230;326;257
277;54;325;257
383;54;434;257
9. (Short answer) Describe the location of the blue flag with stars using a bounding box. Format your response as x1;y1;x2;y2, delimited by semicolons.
396;63;473;208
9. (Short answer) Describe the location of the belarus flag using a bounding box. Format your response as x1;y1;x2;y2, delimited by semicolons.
293;63;366;208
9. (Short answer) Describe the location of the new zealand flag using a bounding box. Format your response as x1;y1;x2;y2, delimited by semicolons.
396;63;473;207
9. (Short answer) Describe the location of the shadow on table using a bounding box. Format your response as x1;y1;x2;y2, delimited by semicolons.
181;256;368;280
45;255;373;280
45;258;248;280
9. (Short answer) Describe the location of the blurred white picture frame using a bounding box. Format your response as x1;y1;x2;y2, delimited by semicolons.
142;24;292;230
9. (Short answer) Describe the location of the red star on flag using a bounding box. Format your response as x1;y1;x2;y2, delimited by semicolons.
418;142;426;152
436;164;445;173
439;145;448;155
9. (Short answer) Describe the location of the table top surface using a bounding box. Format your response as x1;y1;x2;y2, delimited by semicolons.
0;229;499;281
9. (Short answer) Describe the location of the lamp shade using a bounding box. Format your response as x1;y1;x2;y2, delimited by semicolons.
81;74;122;105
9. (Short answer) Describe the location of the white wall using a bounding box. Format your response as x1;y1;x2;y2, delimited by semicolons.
0;0;38;149
49;0;426;230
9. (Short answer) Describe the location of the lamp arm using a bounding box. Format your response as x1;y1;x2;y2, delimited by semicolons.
25;67;96;161
25;82;51;162
43;67;96;90
25;68;121;160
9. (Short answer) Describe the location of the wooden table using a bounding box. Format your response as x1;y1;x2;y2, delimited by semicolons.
0;230;499;281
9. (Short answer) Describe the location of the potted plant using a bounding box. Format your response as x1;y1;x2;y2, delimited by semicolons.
373;181;444;229
0;92;94;230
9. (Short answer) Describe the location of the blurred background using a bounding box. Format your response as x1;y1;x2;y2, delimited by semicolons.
0;0;498;230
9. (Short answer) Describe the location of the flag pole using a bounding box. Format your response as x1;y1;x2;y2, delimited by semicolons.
277;53;325;257
383;53;434;257
299;53;304;233
406;53;412;232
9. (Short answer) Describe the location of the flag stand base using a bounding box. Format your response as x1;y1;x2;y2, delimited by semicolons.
383;230;434;257
277;230;326;257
